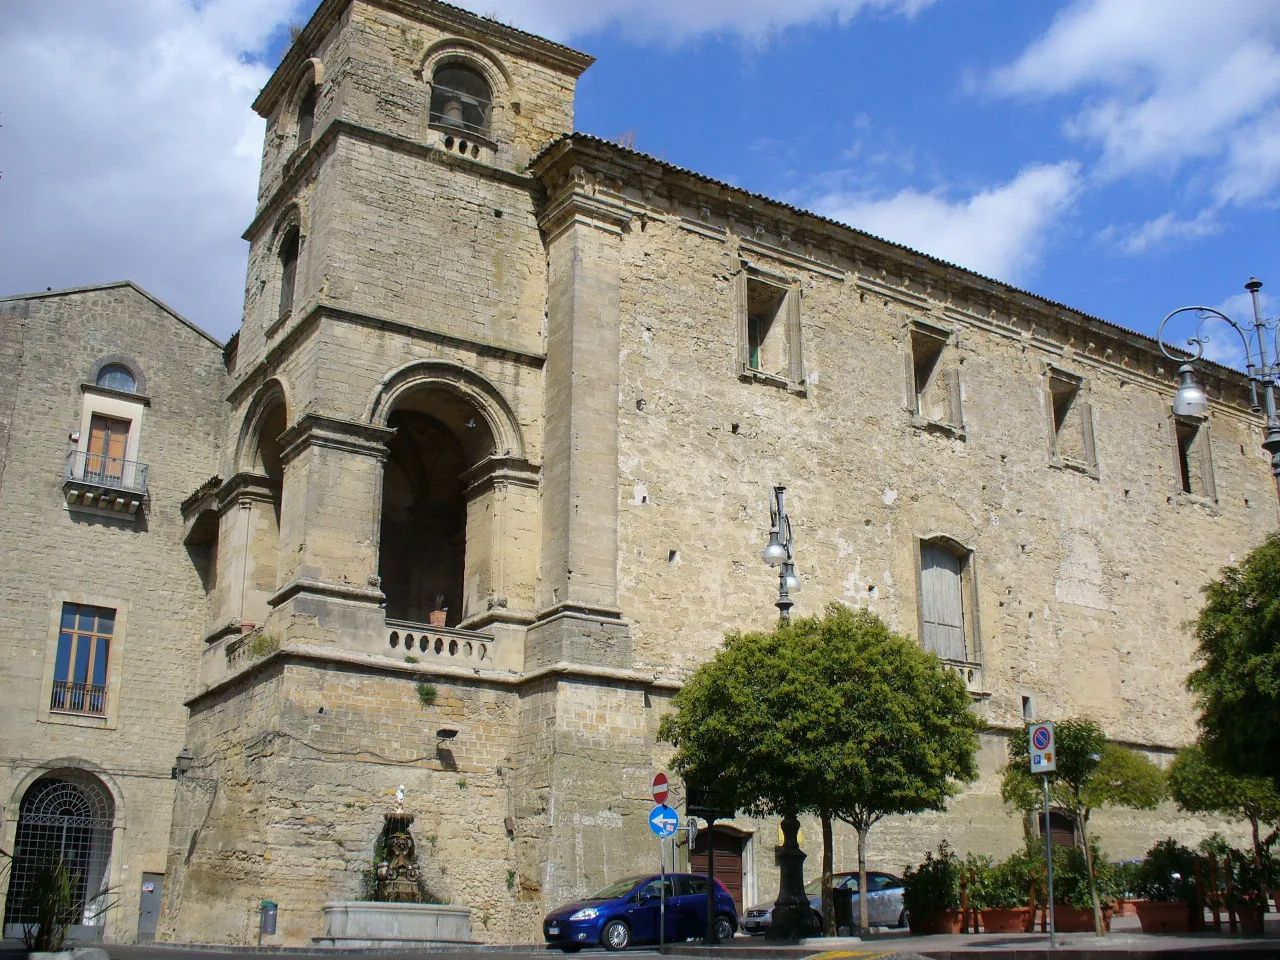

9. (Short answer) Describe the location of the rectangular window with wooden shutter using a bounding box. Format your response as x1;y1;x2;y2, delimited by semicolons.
1174;416;1216;500
920;541;967;661
86;414;130;484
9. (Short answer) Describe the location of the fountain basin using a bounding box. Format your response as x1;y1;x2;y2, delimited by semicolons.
315;902;473;948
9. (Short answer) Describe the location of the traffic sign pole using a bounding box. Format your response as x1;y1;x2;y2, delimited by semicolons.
1044;775;1056;949
1029;723;1057;949
660;828;666;951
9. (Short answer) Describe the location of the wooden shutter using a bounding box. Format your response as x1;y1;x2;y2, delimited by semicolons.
921;543;966;661
88;414;130;482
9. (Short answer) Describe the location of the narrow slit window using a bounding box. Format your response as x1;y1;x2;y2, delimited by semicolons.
296;84;316;145
278;227;300;320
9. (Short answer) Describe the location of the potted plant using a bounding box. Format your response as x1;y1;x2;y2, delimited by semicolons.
1228;853;1268;935
1049;845;1115;932
1111;860;1142;916
970;849;1035;933
903;842;964;935
1133;839;1197;933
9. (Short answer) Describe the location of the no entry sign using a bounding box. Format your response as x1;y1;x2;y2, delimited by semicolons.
652;772;669;804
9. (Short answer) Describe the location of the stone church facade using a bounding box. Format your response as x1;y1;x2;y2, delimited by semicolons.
2;0;1277;946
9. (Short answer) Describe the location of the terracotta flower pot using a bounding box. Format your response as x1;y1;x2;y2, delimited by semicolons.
908;908;964;935
1134;900;1191;934
1238;905;1265;936
1113;899;1132;917
979;907;1032;933
428;610;447;627
1050;904;1111;933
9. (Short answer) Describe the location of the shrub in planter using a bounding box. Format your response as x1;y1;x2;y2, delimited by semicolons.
970;847;1039;933
1048;846;1115;932
1132;839;1196;934
903;842;963;934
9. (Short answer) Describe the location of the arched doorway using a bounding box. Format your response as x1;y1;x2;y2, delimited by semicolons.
4;771;115;938
378;388;495;628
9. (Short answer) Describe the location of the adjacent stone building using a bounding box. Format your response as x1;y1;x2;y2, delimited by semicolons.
3;0;1277;946
0;283;226;942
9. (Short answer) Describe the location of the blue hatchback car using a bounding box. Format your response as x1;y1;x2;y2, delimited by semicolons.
543;873;738;951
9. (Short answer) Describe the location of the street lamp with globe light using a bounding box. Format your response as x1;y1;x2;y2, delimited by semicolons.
762;486;802;624
1158;278;1280;482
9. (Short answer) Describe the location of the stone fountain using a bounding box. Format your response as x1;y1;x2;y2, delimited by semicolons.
316;788;472;948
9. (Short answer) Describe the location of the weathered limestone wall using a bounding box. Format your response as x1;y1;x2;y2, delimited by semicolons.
0;284;226;941
602;197;1276;876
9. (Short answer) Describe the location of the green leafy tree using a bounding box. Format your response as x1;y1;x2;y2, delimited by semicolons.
1187;533;1280;787
1002;718;1166;936
1169;744;1280;898
660;604;982;935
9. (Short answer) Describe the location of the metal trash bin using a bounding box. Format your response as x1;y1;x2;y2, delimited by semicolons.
832;887;854;936
260;900;278;937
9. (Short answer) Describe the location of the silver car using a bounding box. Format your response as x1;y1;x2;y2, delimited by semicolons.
741;872;907;934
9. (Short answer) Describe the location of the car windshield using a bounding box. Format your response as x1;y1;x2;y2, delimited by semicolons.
585;876;648;901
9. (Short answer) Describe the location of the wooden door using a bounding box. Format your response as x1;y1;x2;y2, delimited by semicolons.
691;827;744;911
87;414;130;482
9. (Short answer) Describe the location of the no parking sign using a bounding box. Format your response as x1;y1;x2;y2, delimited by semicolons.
1029;722;1056;773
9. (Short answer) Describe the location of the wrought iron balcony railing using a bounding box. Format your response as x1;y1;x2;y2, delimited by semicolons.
64;451;149;498
50;679;107;715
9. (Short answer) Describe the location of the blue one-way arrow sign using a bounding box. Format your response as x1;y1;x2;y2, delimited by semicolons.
649;804;680;838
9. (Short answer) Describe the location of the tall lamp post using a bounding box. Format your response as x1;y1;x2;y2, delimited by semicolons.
1157;278;1280;482
762;486;803;624
760;485;818;941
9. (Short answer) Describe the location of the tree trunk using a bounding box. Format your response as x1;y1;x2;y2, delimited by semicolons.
858;822;870;934
1251;814;1267;906
821;811;834;935
1076;807;1105;937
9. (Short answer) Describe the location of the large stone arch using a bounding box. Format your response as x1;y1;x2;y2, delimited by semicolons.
367;361;536;629
235;378;292;475
366;360;526;460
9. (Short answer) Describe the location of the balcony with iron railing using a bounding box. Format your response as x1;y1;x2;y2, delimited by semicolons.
64;450;149;513
50;679;108;716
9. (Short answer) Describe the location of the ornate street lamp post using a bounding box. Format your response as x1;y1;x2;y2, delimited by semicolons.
760;485;818;941
762;486;803;624
1158;278;1280;481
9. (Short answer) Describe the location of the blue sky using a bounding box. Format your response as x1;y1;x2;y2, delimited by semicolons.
2;0;1277;364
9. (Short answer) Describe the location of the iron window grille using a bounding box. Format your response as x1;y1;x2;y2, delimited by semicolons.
429;69;493;139
4;775;114;930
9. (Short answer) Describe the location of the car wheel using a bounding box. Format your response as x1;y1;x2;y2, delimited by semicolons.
602;919;631;951
897;908;909;928
714;915;735;941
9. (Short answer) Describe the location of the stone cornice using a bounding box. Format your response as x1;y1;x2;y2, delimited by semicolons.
277;413;396;466
531;134;1262;416
537;165;634;242
215;472;278;510
187;643;682;709
255;0;593;118
227;302;545;408
244;118;536;243
461;455;541;497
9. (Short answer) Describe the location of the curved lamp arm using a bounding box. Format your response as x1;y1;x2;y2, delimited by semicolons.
1156;305;1255;367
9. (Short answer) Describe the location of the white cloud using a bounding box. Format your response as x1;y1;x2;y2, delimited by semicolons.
809;161;1082;283
990;0;1280;202
1102;209;1220;255
467;0;936;45
0;0;302;340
